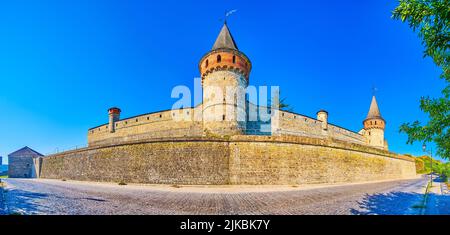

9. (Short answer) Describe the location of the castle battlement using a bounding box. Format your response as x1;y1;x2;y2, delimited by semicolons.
36;22;414;186
88;23;386;150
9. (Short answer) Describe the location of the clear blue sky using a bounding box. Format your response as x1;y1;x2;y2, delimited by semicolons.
0;0;446;164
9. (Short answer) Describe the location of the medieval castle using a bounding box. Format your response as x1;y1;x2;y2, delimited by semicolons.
87;23;388;150
35;23;416;185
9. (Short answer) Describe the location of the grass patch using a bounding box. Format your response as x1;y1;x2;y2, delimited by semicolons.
118;182;127;186
9;212;22;215
0;176;8;179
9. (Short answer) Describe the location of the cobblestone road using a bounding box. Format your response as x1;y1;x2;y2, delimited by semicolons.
0;177;430;215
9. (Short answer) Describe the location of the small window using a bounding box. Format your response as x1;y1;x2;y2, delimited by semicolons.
159;114;162;118
205;59;209;68
136;118;138;122
223;115;226;121
147;117;150;120
217;55;221;63
125;121;128;124
116;123;118;127
232;55;236;63
375;121;377;125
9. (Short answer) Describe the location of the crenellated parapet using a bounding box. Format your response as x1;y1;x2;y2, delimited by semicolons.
199;48;252;85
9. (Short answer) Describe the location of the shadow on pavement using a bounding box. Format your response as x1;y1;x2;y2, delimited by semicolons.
350;192;425;215
1;188;50;215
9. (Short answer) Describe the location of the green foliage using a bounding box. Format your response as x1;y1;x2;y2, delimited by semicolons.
393;0;450;159
415;158;426;173
279;97;294;112
267;92;294;112
415;156;450;179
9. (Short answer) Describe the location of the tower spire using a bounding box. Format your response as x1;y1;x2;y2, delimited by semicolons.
212;23;238;50
366;96;383;120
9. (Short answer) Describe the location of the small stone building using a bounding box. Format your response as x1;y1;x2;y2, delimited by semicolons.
8;146;43;178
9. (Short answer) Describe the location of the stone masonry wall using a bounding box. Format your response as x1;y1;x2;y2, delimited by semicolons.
8;155;37;178
274;111;366;145
41;140;230;184
88;106;368;148
40;135;416;185
88;108;204;146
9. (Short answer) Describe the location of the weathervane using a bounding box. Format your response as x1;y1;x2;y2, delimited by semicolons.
221;9;238;24
372;85;378;96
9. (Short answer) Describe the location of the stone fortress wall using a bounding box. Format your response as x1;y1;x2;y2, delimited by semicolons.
88;107;367;148
44;107;416;186
40;135;416;185
88;107;204;146
37;23;417;185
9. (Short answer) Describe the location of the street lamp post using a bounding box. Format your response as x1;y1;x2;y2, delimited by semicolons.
422;143;433;187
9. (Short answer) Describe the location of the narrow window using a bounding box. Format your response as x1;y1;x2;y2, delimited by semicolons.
223;115;226;121
217;55;221;63
159;114;162;118
147;117;150;120
205;59;209;68
375;121;377;125
136;118;138;122
232;55;236;63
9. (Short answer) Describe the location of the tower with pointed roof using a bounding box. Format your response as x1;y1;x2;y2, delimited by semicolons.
362;96;388;150
199;23;252;135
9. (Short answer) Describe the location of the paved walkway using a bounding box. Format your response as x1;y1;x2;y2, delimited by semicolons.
0;177;430;215
424;176;450;215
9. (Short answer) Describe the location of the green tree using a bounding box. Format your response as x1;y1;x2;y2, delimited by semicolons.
393;0;450;159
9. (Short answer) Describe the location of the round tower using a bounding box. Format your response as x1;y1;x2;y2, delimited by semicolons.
199;23;252;136
108;107;121;133
363;96;386;149
317;110;328;131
